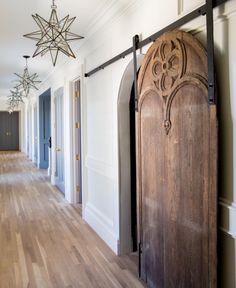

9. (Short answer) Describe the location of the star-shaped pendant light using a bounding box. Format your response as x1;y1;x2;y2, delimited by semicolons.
23;0;84;66
7;86;24;113
14;55;41;97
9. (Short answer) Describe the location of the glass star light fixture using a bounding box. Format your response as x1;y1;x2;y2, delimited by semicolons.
15;55;41;97
7;86;24;113
24;0;84;66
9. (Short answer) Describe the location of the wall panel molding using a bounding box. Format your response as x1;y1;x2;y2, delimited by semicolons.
178;0;236;17
178;0;204;15
85;156;113;180
177;0;236;35
178;0;184;15
219;198;236;239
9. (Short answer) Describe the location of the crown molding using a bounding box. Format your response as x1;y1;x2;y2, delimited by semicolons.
85;0;143;39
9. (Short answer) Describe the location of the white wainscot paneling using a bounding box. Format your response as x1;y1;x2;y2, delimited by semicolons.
86;71;113;166
86;162;114;220
84;156;118;253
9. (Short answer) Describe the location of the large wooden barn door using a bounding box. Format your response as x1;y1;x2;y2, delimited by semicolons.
136;31;217;288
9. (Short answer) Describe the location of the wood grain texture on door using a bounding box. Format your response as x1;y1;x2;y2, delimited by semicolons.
136;31;217;288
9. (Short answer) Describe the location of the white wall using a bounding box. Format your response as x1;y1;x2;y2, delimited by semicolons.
79;0;179;255
22;0;236;286
214;3;236;286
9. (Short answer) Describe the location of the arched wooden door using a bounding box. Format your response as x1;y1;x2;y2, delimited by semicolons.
136;31;217;288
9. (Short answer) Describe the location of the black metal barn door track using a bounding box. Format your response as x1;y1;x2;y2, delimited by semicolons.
85;0;228;105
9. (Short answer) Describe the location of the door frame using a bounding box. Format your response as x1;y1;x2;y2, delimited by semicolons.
32;103;38;165
67;73;86;209
117;54;145;255
54;87;65;194
29;104;35;161
19;110;22;152
39;89;51;169
71;78;83;204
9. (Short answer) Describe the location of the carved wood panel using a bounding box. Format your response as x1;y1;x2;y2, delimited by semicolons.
136;31;217;288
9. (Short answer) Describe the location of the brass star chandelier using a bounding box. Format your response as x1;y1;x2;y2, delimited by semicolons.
23;0;84;66
7;55;41;113
7;86;24;113
15;55;41;97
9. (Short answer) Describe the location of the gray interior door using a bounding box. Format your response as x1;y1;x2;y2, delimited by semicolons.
54;88;65;193
39;89;51;169
0;111;19;151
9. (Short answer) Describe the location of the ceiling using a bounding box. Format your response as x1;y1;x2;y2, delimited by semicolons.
0;0;130;98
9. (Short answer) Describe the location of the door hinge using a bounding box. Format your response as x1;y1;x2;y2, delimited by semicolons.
75;122;80;129
138;242;142;278
75;91;80;97
135;99;139;112
139;242;142;254
76;154;80;161
76;185;80;192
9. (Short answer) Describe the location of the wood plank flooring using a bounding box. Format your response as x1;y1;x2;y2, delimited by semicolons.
0;152;145;288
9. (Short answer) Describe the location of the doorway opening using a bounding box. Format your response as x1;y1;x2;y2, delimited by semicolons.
0;111;19;151
129;82;137;251
54;87;65;194
118;54;145;255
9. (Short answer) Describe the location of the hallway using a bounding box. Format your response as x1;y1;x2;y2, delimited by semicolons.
0;152;144;288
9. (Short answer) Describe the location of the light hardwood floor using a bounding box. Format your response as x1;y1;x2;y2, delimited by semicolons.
0;152;145;288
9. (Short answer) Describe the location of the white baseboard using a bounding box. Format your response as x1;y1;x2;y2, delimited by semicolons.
84;202;118;254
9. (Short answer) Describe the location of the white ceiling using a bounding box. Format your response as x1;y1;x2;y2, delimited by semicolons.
0;0;130;98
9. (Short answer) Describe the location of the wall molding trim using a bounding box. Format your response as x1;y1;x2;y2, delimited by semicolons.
178;0;204;16
84;202;118;254
85;156;113;180
219;197;236;208
178;0;236;18
219;197;236;239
